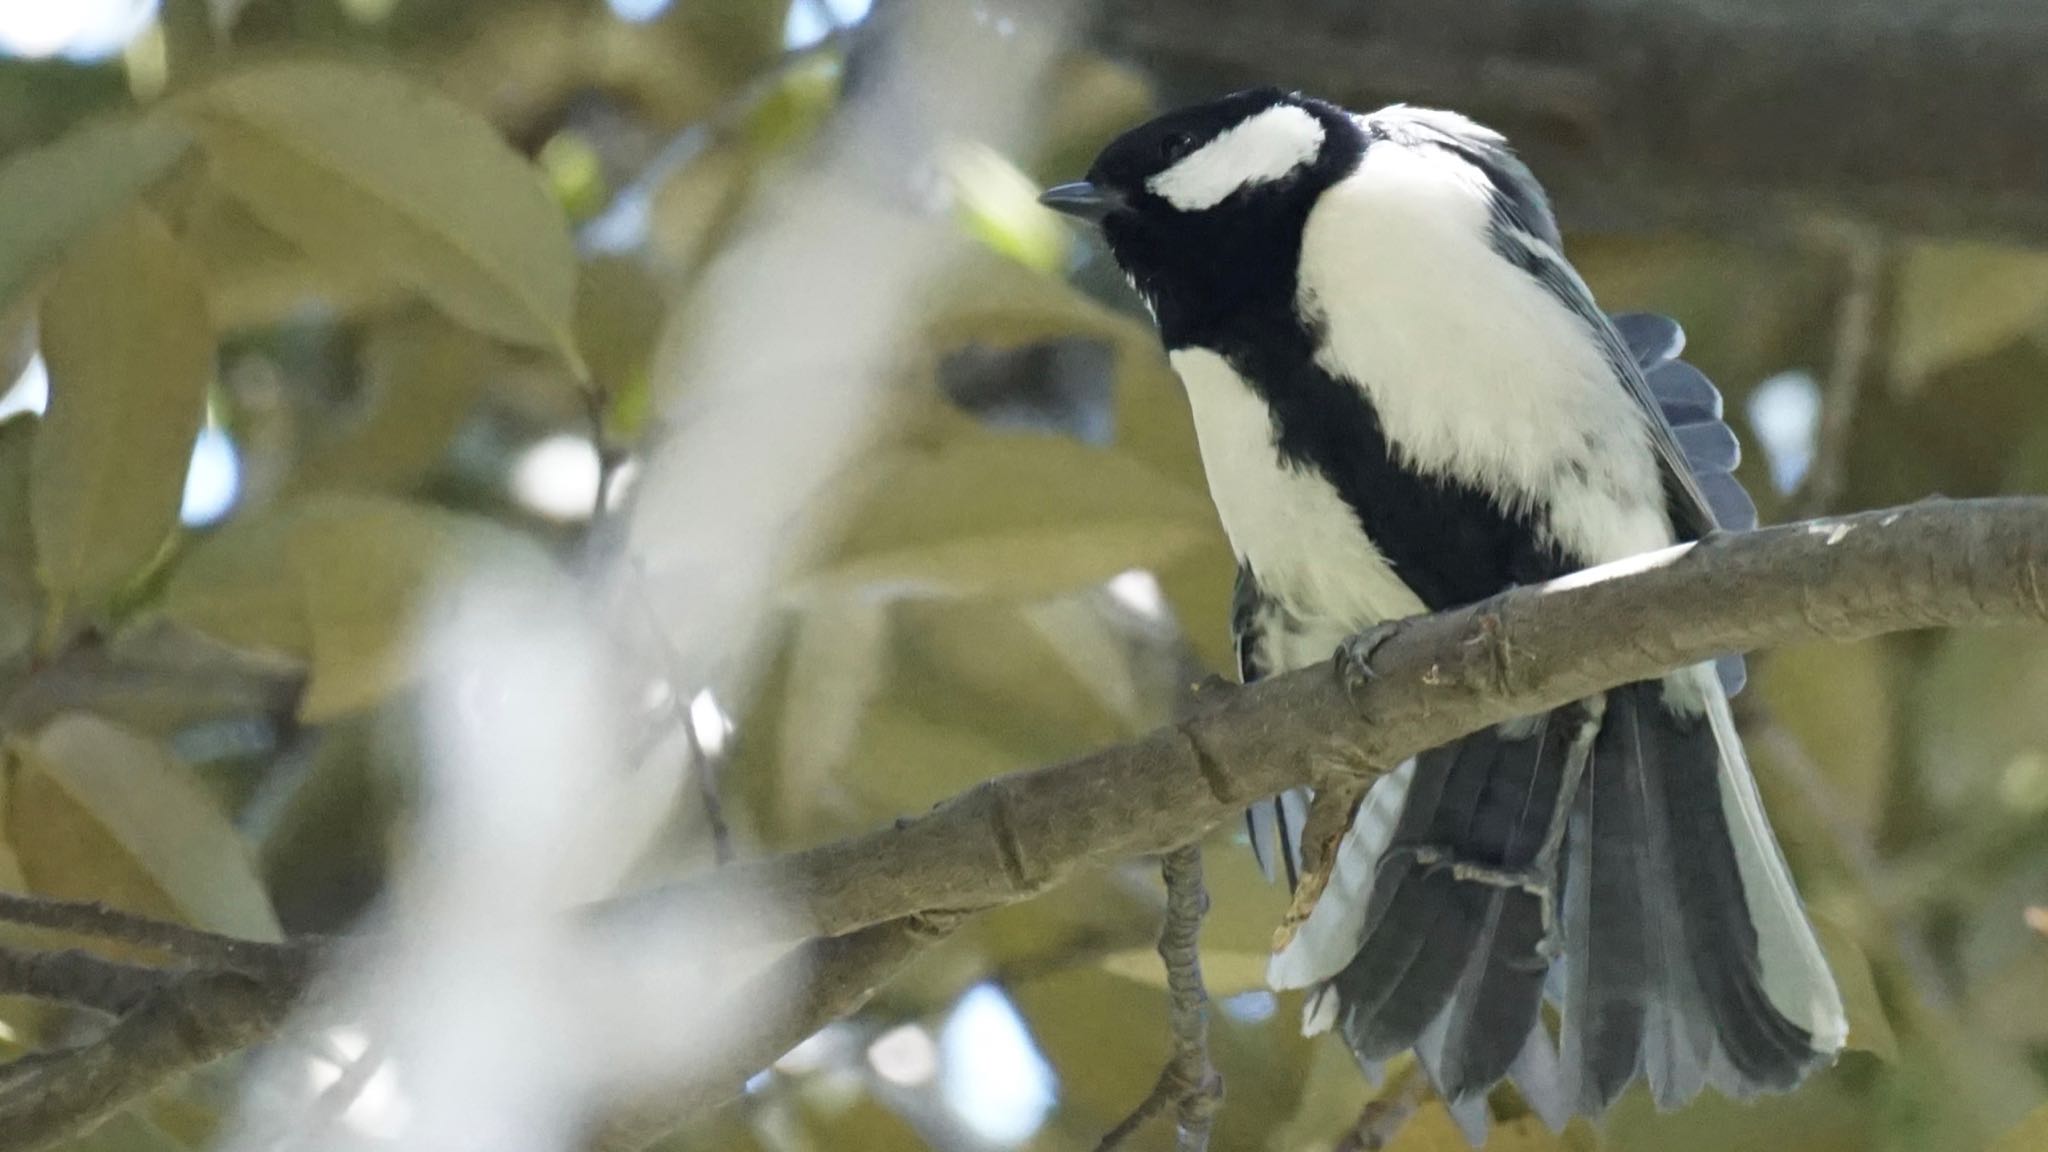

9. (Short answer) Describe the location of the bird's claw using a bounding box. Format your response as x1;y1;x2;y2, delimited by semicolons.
1334;621;1403;697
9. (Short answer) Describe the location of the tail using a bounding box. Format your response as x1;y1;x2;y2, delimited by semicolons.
1268;669;1845;1141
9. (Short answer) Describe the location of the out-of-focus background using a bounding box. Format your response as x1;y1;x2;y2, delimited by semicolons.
1;1;2046;1150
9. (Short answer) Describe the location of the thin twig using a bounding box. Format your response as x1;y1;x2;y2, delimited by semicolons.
0;892;310;979
621;563;737;865
0;945;174;1017
1793;223;1888;520
1097;845;1222;1152
1335;1062;1427;1152
585;387;627;540
688;719;737;866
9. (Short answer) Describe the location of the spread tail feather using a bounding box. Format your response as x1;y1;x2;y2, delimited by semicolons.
1271;670;1845;1140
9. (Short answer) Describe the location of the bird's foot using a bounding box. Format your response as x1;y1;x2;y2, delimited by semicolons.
1333;621;1403;698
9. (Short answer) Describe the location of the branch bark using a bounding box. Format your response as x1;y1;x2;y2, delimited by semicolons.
9;497;2048;1151
612;498;2048;946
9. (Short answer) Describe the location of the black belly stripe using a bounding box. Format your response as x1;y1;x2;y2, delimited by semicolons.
1191;310;1575;612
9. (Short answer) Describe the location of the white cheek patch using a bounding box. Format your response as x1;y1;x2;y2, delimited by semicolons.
1147;104;1325;212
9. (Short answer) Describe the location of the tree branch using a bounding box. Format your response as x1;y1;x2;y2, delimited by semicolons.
612;498;2048;946
9;497;2048;1151
0;892;309;979
0;966;306;1150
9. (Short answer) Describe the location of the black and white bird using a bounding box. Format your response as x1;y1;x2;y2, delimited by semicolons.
1040;89;1845;1138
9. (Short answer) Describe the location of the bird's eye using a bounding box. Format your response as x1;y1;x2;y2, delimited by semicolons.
1160;131;1197;164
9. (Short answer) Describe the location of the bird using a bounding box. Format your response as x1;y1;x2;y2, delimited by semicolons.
1038;88;1846;1140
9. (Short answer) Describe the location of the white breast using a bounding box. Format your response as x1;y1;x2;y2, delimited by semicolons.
1297;138;1673;565
1169;346;1427;662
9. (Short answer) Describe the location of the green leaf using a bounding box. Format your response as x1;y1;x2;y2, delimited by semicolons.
3;714;280;942
1892;241;2048;393
32;207;213;619
0;415;36;667
0;115;193;318
574;255;668;437
160;494;555;721
1990;1104;2048;1152
1811;914;1898;1060
176;61;583;371
291;311;492;495
809;431;1215;599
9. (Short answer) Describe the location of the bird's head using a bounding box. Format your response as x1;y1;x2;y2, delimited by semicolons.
1040;88;1362;339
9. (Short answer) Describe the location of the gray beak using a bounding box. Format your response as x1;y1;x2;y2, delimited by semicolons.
1038;180;1124;225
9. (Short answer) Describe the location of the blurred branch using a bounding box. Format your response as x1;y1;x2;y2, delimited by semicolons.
1794;226;1890;520
1094;0;2048;243
1335;1062;1427;1152
0;964;306;1151
15;497;2048;1148
1096;845;1221;1152
592;911;964;1152
0;945;172;1017
0;892;309;979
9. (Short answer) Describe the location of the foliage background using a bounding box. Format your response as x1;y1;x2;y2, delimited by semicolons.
0;1;2044;1150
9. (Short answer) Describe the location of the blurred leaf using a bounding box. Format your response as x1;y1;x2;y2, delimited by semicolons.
1892;242;2048;394
1011;967;1169;1130
160;505;310;663
0;115;193;318
161;493;552;720
736;52;842;154
1911;629;2048;828
182;182;388;332
292;312;492;494
948;142;1067;274
810;431;1213;599
1990;1103;2048;1152
1154;533;1238;674
0;415;36;667
1034;54;1152;184
1812;914;1899;1060
3;713;280;941
648;138;753;277
1757;640;1895;837
257;716;395;934
768;594;893;834
1604;1069;1868;1152
1264;1035;1378;1152
177;61;583;371
575;255;668;437
1388;1103;1575;1152
32;206;212;619
922;253;1204;491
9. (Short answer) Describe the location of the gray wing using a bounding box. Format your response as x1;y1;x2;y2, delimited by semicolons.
1607;312;1756;696
1417;114;1759;695
1610;312;1759;535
